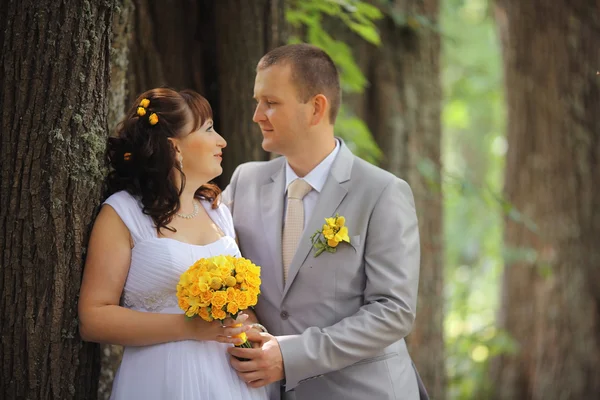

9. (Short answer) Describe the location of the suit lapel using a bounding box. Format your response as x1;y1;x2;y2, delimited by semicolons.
282;142;354;298
261;161;286;295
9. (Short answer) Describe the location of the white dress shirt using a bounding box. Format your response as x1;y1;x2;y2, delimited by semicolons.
283;139;341;229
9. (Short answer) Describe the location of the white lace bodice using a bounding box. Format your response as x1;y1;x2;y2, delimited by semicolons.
104;191;241;313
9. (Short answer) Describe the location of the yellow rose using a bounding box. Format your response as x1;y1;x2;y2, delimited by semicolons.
185;308;197;318
226;287;237;302
136;106;146;116
234;259;249;272
245;275;261;288
190;284;201;297
211;307;227;321
211;291;228;308
197;282;210;293
335;216;346;228
248;293;259;307
327;238;340;248
227;302;239;315
198;307;212;322
247;264;261;276
178;297;189;311
200;290;213;304
139;98;150;108
325;217;337;227
235;291;249;309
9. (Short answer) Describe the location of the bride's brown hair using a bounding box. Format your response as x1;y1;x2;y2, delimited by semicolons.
105;88;220;233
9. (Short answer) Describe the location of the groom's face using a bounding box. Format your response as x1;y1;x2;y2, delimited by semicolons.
253;64;312;155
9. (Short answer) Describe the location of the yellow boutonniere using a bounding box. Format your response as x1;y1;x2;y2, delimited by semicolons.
310;213;350;256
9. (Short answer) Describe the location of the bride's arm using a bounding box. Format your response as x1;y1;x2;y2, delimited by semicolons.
77;205;247;347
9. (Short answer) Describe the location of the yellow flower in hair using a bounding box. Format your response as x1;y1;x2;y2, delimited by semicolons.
149;113;159;125
123;152;132;161
137;106;146;117
139;98;150;108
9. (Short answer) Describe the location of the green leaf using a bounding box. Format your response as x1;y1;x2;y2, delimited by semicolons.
347;21;380;45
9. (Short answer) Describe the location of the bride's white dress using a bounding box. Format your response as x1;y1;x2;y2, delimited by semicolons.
105;191;269;400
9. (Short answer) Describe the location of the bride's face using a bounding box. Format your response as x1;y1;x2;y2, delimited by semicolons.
173;118;226;184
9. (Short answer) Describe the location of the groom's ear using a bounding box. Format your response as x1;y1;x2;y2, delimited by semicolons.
309;94;329;126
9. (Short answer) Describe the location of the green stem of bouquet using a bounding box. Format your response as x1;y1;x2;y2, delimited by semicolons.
234;338;252;361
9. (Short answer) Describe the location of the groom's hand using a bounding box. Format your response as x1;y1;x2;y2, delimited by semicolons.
228;330;284;388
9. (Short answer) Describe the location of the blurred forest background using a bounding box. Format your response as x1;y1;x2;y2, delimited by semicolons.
1;0;598;399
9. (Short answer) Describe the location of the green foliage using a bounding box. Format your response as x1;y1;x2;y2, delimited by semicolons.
335;106;382;164
286;0;382;93
286;0;383;162
441;0;514;398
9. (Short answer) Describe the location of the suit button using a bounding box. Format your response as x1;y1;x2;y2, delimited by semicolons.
280;310;289;320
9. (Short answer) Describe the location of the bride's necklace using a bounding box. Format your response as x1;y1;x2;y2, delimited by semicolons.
175;199;200;219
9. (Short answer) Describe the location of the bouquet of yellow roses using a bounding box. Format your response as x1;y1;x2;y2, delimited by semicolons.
176;255;261;349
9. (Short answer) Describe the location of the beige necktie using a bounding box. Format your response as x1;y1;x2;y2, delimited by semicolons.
282;178;313;283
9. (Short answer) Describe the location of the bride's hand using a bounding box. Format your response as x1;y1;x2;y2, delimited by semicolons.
217;313;252;345
186;313;251;344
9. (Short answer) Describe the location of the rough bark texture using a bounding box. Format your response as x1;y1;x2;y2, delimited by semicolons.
107;0;133;134
125;0;281;186
332;1;446;398
214;0;286;183
126;0;204;105
492;1;600;399
372;4;445;399
0;0;115;398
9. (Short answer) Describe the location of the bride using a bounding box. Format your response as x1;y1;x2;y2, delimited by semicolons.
78;88;269;400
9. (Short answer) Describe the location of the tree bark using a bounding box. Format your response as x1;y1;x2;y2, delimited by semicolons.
492;1;600;398
126;0;204;106
126;0;282;186
370;3;445;398
214;0;286;184
0;0;115;398
333;1;445;397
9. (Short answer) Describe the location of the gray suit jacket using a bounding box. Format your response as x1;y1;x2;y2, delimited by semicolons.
222;143;422;400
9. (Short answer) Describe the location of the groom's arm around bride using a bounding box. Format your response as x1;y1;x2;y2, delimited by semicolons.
223;43;427;400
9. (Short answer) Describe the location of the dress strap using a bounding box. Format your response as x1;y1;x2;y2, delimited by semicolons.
103;191;155;246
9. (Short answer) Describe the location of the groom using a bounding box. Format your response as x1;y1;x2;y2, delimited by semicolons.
223;43;427;400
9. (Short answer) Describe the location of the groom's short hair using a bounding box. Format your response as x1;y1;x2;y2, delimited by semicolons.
258;43;341;124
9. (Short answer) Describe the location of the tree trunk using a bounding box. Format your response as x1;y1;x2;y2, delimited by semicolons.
333;1;445;397
214;0;285;184
126;0;282;186
0;1;115;398
492;1;600;399
126;0;205;106
370;3;445;399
